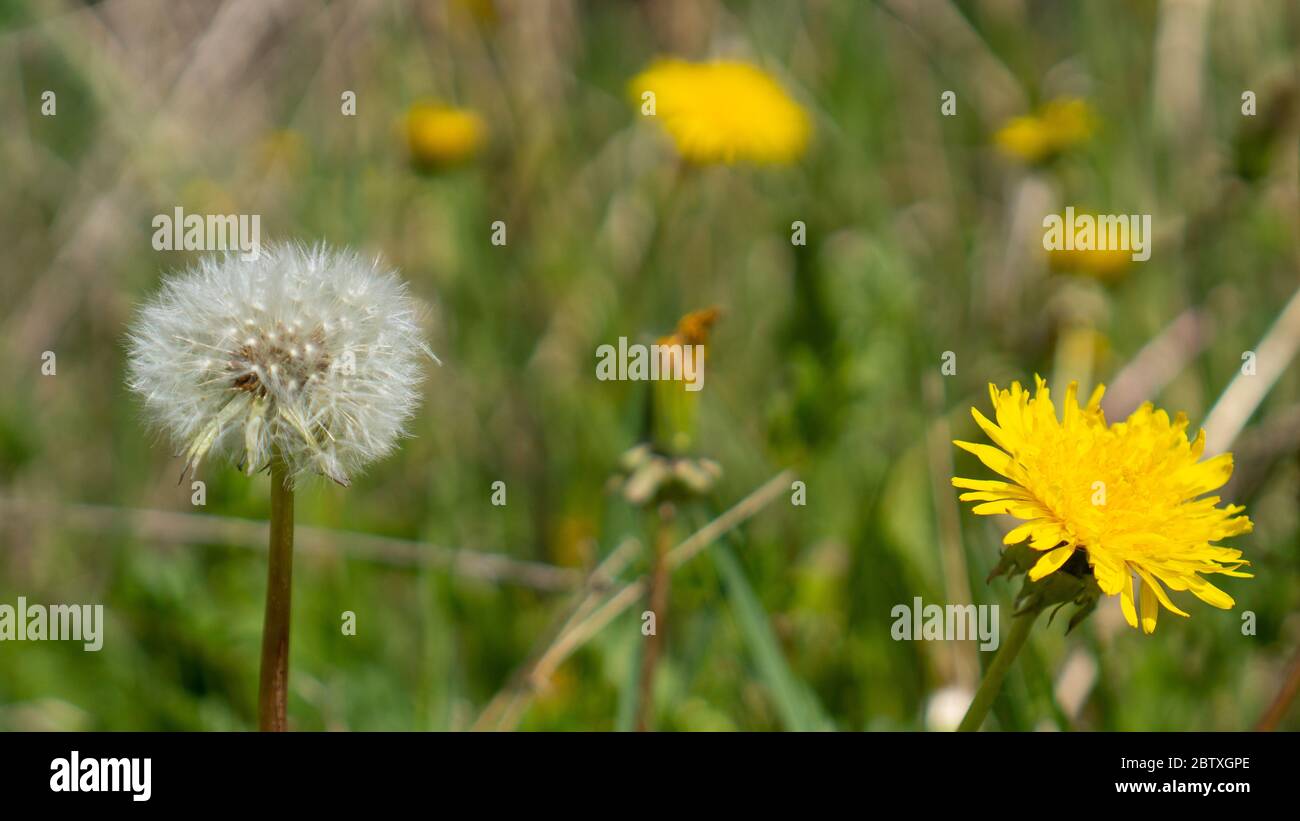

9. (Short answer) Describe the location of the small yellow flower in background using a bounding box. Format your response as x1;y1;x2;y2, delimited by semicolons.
953;377;1252;634
405;101;486;169
995;97;1096;164
1047;246;1133;281
629;59;811;165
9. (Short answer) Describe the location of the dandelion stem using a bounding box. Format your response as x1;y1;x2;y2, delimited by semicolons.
635;504;674;732
258;455;294;731
1256;645;1300;731
956;607;1038;732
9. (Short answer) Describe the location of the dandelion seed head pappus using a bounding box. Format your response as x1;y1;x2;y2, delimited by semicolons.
127;243;434;487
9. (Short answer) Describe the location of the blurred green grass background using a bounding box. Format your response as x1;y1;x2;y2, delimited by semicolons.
0;0;1297;731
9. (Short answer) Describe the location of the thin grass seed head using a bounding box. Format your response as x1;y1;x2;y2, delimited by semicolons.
953;377;1253;633
127;243;433;487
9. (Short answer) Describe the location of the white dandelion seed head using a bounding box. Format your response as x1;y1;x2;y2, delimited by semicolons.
126;242;433;487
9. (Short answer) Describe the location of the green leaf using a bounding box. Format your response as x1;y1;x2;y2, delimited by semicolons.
614;618;643;732
710;537;834;731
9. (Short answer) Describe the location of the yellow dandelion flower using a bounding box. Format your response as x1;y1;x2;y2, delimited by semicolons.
405;101;486;169
1047;246;1134;281
952;377;1253;634
995;97;1096;164
629;59;811;165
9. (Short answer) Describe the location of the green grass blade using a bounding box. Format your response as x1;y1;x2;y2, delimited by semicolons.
710;537;834;731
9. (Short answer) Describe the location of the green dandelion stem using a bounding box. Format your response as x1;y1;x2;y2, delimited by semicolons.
258;454;295;731
956;607;1038;732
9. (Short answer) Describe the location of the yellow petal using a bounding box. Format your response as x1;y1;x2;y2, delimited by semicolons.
1003;520;1041;545
1133;566;1190;618
1092;555;1126;596
1184;452;1234;495
951;477;1018;492
953;440;1014;478
1028;545;1075;581
971;500;1020;516
1120;578;1138;629
959;490;1029;503
1086;383;1105;410
971;408;1016;453
1186;575;1234;609
1139;579;1158;634
1028;528;1066;550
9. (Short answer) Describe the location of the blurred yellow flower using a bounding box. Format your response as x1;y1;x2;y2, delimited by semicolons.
405;102;486;169
995;98;1096;164
1048;246;1133;281
629;59;810;165
953;377;1253;634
